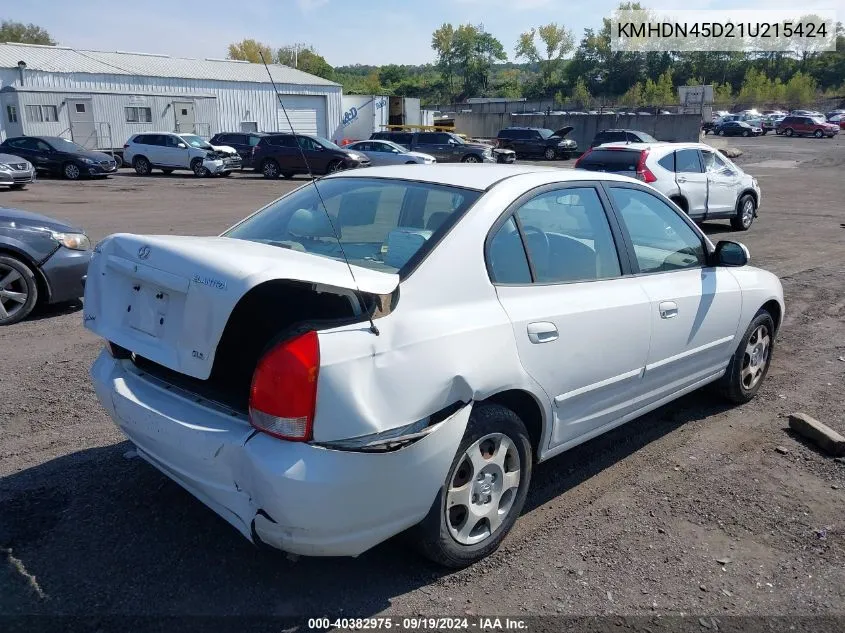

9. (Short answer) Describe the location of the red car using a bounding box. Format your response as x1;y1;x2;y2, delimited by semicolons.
776;115;840;138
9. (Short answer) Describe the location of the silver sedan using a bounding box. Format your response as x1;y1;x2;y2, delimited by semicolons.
0;152;36;189
345;140;435;166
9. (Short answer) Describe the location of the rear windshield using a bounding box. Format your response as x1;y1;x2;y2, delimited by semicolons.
577;149;641;173
224;178;482;275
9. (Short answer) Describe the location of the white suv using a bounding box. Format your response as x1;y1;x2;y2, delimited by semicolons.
576;142;762;231
123;132;242;177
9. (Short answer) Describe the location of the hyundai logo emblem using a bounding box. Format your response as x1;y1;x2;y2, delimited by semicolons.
138;246;151;260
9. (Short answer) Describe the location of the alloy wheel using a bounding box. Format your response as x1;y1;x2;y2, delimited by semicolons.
263;161;279;178
64;163;81;179
0;264;28;321
741;324;771;390
741;199;755;228
445;433;521;546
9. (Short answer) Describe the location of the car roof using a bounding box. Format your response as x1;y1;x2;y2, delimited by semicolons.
594;142;703;152
214;131;267;136
324;164;640;191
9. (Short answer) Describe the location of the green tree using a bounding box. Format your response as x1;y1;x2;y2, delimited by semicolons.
227;39;274;63
0;20;55;45
515;23;574;95
714;82;734;104
277;45;334;80
620;82;644;106
784;71;817;106
379;64;408;87
571;77;592;107
431;23;506;99
431;23;457;100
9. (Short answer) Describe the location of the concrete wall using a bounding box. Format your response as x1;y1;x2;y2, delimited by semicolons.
455;113;703;148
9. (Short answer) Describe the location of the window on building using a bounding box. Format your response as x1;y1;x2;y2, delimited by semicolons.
75;103;86;113
6;105;18;123
24;105;58;123
125;106;152;123
26;105;43;122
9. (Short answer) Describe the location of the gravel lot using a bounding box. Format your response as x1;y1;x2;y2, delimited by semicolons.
1;135;844;624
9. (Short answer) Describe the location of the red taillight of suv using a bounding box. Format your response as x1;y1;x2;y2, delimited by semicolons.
573;148;592;168
636;150;657;183
249;330;320;441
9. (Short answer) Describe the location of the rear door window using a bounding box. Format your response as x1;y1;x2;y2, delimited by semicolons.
417;133;442;144
675;149;703;173
658;152;675;172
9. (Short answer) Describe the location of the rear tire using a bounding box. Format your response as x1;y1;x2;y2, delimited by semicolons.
262;160;281;179
0;255;38;326
133;156;151;176
731;194;755;231
413;403;532;568
716;310;775;404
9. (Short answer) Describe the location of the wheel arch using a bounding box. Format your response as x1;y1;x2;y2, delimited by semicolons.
480;389;546;461
669;194;689;213
736;188;758;211
0;245;51;304
761;299;782;334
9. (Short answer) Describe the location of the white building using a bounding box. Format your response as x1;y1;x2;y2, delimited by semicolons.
0;42;343;150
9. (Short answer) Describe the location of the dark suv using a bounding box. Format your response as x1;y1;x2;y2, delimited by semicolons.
252;134;370;179
590;129;658;148
370;131;495;163
209;132;267;168
495;126;577;160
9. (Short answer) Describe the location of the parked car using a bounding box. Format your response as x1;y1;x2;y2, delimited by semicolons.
124;133;242;177
495;127;578;160
370;131;496;164
575;142;762;231
0;152;36;189
209;132;267;169
790;109;823;118
0;136;118;180
344;140;435;166
776;116;840;138
714;121;763;137
252;134;370;179
827;114;845;130
825;109;845;121
762;114;786;133
0;207;91;325
84;164;783;567
590;129;658;148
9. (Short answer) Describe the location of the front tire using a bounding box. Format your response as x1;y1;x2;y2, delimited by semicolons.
9;183;26;190
191;159;209;178
63;162;81;180
731;193;756;231
262;159;281;179
543;147;556;160
0;255;38;326
413;403;532;568
742;130;750;137
813;130;823;138
716;310;775;404
326;160;344;174
784;128;794;137
461;154;482;163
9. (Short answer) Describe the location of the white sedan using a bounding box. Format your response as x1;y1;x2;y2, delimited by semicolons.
345;139;435;166
84;165;784;567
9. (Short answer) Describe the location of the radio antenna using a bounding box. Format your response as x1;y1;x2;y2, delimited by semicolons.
258;52;379;336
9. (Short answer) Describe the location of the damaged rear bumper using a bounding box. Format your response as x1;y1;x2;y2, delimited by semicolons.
90;350;470;557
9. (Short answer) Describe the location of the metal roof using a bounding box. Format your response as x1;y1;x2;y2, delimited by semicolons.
0;42;340;87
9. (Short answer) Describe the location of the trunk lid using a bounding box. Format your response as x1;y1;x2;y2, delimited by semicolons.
84;233;398;380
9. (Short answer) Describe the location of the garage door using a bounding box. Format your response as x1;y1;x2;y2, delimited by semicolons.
276;95;327;137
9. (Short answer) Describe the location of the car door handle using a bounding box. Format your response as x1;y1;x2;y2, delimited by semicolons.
659;301;679;319
527;322;559;344
677;176;687;183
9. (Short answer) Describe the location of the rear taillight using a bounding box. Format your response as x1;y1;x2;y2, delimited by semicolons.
636;150;657;183
574;148;592;168
249;330;319;441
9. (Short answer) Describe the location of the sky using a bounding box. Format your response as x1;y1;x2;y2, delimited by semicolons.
4;0;843;67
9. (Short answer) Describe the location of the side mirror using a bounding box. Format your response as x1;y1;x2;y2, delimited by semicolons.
177;143;187;148
714;240;749;267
